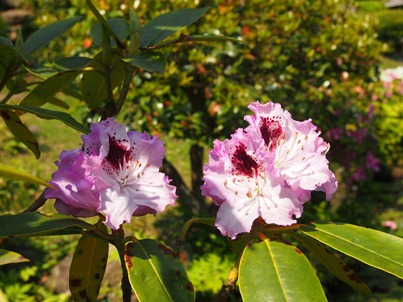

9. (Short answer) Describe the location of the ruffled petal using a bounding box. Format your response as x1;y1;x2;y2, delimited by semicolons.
215;200;260;239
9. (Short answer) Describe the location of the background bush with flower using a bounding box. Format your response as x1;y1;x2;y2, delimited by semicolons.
0;0;402;301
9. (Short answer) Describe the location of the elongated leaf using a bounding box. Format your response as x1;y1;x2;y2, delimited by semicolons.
125;52;166;74
0;212;94;238
238;239;327;302
0;36;13;47
300;222;403;279
0;45;21;82
54;57;92;71
0;110;40;158
81;51;125;109
140;7;209;48
90;18;130;47
125;239;195;302
22;17;81;54
0;104;89;134
0;249;29;265
70;224;109;301
20;70;80;107
24;64;57;80
292;233;371;295
0;163;50;187
47;96;70;110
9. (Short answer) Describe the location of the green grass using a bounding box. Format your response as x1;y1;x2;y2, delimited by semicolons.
380;56;403;69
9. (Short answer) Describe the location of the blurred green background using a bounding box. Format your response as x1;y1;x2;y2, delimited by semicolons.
0;0;402;301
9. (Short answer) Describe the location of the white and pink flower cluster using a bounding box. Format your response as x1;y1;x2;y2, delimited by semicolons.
45;118;177;230
201;102;338;239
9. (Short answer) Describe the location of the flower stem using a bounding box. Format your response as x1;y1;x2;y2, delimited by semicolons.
213;253;241;302
112;229;132;302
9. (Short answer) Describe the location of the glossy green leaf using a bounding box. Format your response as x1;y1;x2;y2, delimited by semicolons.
125;52;166;74
0;104;89;133
70;224;109;302
47;96;70;110
0;163;50;187
0;36;13;47
81;51;125;109
0;110;40;158
20;70;80;107
23;63;57;80
0;248;29;265
125;239;195;302
292;233;371;295
54;57;92;70
0;212;94;238
300;222;403;279
0;45;21;83
90;18;130;47
22;17;81;54
140;7;209;48
128;8;142;54
238;238;327;302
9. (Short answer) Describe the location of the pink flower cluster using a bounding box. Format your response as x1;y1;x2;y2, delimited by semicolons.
45;118;177;230
202;102;338;239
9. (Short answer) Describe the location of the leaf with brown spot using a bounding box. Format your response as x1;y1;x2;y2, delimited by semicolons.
125;239;194;302
69;224;109;302
0;248;29;265
0;110;40;158
292;232;371;296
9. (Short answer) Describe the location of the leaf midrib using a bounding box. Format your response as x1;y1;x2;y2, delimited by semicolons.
137;242;174;302
302;226;403;269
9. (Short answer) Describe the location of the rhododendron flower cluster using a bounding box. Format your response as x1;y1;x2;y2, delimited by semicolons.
201;102;338;239
45;118;177;230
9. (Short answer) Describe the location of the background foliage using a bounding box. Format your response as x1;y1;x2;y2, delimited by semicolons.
0;0;402;301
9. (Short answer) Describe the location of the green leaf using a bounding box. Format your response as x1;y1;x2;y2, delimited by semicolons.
54;57;92;70
128;8;142;54
0;104;89;134
81;51;125;109
23;63;57;80
0;212;95;238
300;222;403;279
292;232;371;295
0;45;21;83
0;248;29;265
0;163;51;187
70;224;109;302
22;17;82;54
238;238;327;302
47;96;70;110
20;70;80;107
0;36;13;47
125;52;166;74
0;110;40;158
140;7;209;48
125;239;195;302
90;18;130;47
